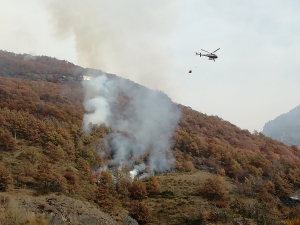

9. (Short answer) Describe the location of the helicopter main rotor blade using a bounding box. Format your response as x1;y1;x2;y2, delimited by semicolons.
200;49;211;54
212;48;220;53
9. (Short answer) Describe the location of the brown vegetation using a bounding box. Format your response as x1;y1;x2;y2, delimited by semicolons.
199;177;226;200
0;50;300;224
129;201;152;224
0;164;13;191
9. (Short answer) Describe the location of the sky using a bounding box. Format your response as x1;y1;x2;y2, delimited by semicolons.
0;0;300;132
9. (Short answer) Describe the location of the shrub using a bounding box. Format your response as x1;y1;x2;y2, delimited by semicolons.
215;200;227;208
161;190;175;199
0;204;49;225
217;168;226;176
0;195;10;206
184;161;195;172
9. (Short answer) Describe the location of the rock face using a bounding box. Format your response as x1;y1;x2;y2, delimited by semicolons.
121;215;139;225
262;104;300;147
1;191;138;225
36;196;118;225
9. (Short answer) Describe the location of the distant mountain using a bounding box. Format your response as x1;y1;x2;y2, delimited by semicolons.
263;104;300;147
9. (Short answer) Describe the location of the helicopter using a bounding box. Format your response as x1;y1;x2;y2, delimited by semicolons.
195;48;220;62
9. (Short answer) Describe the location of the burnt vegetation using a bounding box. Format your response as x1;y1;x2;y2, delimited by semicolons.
0;50;300;224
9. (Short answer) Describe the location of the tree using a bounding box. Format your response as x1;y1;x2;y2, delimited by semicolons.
199;177;226;200
95;171;117;212
45;142;65;163
95;184;114;212
18;146;41;164
0;164;13;191
112;166;131;192
76;158;91;177
14;161;35;188
275;172;293;197
129;201;152;224
146;176;161;196
0;128;15;151
35;161;55;193
118;178;132;201
129;180;148;200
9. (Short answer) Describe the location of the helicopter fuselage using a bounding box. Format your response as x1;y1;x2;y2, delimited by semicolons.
203;54;218;59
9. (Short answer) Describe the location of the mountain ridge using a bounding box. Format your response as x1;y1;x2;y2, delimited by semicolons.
263;104;300;147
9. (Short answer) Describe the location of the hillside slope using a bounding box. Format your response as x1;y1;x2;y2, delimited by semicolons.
0;50;300;224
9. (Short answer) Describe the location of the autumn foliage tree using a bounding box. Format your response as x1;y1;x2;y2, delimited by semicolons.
95;184;114;212
146;176;161;196
0;164;13;191
64;171;80;194
0;128;15;151
35;161;55;193
95;170;117;212
129;180;148;200
129;201;152;224
35;161;66;194
117;178;132;201
199;177;226;200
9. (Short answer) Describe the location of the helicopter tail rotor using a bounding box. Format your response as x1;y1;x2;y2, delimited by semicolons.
195;52;201;57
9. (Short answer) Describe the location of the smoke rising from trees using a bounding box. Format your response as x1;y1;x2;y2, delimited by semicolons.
45;0;182;172
82;75;181;172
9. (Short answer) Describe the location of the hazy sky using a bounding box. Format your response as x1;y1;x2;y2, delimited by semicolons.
0;0;299;132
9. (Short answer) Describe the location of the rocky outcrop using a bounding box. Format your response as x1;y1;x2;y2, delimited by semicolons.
1;190;138;225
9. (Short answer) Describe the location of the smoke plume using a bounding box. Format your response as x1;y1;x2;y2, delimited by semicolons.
45;0;180;91
45;0;182;172
82;74;181;172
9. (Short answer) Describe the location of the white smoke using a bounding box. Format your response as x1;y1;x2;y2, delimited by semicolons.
82;74;181;172
23;54;36;61
44;1;182;172
82;75;116;133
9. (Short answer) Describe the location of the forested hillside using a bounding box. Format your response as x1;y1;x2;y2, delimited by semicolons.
0;50;300;224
